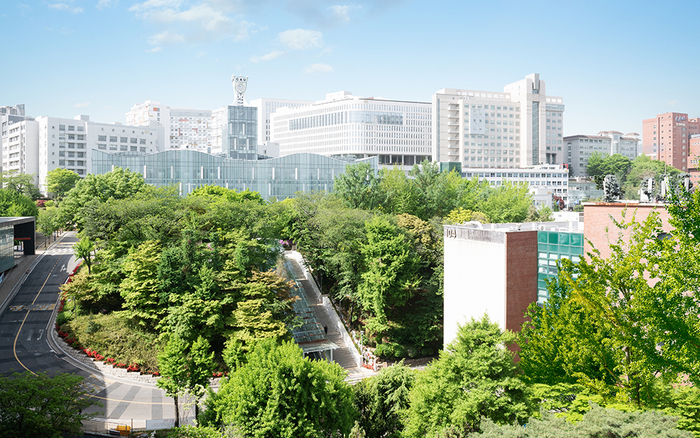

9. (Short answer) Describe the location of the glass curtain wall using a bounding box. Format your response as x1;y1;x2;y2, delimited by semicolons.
92;150;377;200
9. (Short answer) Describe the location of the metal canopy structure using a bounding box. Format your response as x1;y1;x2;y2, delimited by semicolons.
287;263;339;360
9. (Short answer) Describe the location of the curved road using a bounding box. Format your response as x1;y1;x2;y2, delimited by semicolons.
0;232;177;431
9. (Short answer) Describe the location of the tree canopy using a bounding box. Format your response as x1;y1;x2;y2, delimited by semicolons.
203;339;355;437
0;372;97;438
46;168;81;199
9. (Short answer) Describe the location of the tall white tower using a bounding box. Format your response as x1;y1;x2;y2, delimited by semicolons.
231;75;248;106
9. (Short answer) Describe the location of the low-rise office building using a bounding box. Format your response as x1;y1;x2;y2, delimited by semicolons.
92;150;377;200
462;165;569;207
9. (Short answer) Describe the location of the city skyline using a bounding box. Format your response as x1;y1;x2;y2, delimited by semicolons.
2;0;699;138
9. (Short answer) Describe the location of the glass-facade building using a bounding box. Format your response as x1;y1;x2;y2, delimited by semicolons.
92;150;377;200
536;230;583;304
227;106;258;160
0;224;14;273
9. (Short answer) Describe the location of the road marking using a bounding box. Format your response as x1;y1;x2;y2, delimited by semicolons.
36;329;43;341
8;303;56;312
26;330;33;342
13;256;63;376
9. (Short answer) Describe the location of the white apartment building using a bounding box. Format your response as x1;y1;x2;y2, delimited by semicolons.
35;115;163;193
249;98;313;145
462;164;569;207
564;131;640;177
271;91;432;168
126;101;211;151
433;73;564;169
1;118;39;180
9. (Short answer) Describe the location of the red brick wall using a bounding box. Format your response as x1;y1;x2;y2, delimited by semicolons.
583;203;673;260
504;231;538;333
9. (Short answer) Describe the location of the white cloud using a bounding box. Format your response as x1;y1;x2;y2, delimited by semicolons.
48;3;83;13
73;102;90;108
148;31;185;45
668;100;678;106
130;0;252;43
103;105;112;109
279;29;323;50
250;50;284;63
197;51;206;57
129;0;182;13
304;63;333;74
327;5;352;23
97;0;118;9
146;46;163;52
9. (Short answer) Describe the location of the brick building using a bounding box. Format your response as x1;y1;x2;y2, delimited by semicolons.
642;112;699;173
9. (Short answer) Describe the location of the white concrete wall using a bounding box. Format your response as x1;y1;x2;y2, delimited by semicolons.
443;230;506;347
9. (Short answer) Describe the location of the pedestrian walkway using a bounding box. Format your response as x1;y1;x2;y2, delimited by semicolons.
285;256;376;382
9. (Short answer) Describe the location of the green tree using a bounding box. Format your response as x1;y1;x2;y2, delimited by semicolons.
444;207;490;224
403;316;531;437
353;361;415;438
479;182;532;223
358;216;420;322
333;162;385;210
204;339;355;437
120;240;163;329
0;188;39;217
0;372;97;438
46;168;81;199
586;152;606;177
473;405;691;438
73;236;95;274
519;210;700;406
157;334;215;427
58;167;147;229
0;171;41;200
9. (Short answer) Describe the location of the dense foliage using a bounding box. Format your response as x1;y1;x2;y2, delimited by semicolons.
585;153;683;199
0;372;97;438
203;339;355;437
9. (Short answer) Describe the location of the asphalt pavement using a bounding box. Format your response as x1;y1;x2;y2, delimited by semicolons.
0;232;179;432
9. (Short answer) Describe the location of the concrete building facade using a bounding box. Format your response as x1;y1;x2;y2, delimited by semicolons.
564;131;640;177
433;73;564;169
642;112;699;173
249;98;313;145
126;100;212;151
35;115;163;193
271;91;432;168
690;134;700;186
462;164;569;206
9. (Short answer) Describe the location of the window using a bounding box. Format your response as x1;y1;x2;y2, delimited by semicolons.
98;135;107;141
110;136;117;142
140;139;146;145
59;125;65;131
98;144;107;150
68;126;75;131
120;137;127;143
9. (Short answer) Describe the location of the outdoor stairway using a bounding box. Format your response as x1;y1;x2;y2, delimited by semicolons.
285;257;359;371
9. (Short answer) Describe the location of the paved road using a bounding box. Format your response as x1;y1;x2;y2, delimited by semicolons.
0;233;177;431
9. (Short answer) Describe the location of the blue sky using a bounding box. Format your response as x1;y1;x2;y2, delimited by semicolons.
2;0;699;137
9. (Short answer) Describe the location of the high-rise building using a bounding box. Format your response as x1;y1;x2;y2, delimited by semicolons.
126;100;212;151
564;131;640;177
271;91;432;168
249;98;313;145
642;112;699;172
433;73;564;169
1;118;39;179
